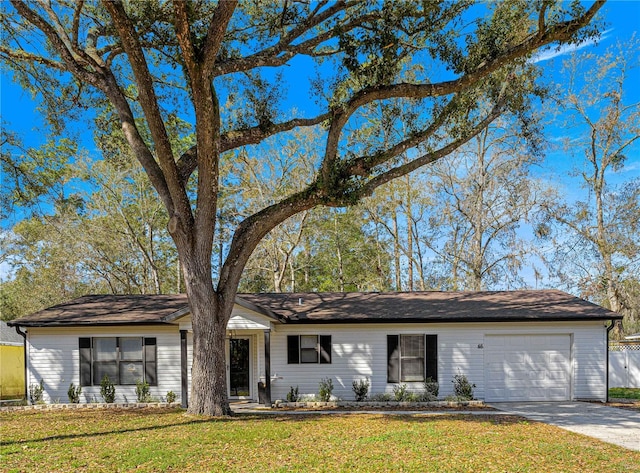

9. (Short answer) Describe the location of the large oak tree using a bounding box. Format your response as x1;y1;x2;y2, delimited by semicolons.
1;0;604;415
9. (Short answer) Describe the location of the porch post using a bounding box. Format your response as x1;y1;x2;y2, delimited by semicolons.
264;330;271;405
180;330;188;408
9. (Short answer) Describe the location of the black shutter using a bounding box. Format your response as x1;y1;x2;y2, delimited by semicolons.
79;338;92;386
287;335;299;364
144;338;157;386
425;334;438;381
387;335;399;383
319;335;332;364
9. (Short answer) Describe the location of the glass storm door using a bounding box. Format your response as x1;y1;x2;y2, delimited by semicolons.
229;338;251;398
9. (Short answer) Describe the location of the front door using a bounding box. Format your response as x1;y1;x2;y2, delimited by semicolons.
228;338;251;398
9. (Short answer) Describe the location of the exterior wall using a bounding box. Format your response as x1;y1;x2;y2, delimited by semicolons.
21;318;609;404
0;345;25;400
26;326;182;404
268;321;608;402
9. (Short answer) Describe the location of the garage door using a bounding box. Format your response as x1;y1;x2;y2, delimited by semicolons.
484;335;571;402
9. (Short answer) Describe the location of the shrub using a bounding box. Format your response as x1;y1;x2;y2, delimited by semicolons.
423;377;439;401
166;391;176;404
392;383;408;401
452;374;475;400
352;378;370;402
29;379;44;404
100;375;116;403
318;377;334;402
286;386;299;402
369;392;393;402
67;383;82;403
136;380;151;403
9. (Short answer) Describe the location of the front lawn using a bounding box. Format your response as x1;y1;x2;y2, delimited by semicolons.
1;408;638;472
609;387;640;399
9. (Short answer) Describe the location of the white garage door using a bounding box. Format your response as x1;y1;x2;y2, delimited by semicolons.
484;334;571;402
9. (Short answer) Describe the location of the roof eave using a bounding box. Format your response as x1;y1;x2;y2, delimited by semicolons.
284;315;623;324
6;321;173;328
161;305;192;323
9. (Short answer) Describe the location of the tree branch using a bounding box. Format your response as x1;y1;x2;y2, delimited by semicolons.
354;102;505;201
0;46;67;71
202;0;238;77
218;189;320;295
176;112;331;183
172;1;199;78
9;0;100;87
102;0;192;232
212;1;364;76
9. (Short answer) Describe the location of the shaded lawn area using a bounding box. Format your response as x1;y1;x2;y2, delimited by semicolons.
610;387;640;399
2;409;639;472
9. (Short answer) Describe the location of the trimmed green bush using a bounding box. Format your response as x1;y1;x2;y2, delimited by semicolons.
286;386;299;402
352;378;370;401
68;383;82;403
100;375;116;403
318;378;334;402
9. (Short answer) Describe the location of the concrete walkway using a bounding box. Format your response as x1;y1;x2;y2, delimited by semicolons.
490;402;640;451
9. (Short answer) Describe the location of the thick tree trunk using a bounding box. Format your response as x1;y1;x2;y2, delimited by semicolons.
189;295;231;416
181;255;233;416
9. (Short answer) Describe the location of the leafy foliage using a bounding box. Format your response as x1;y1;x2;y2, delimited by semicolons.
318;378;334;402
452;374;476;400
352;378;370;402
393;384;408;402
28;379;44;404
100;375;116;404
67;383;82;404
0;131;75;221
136;381;151;403
286;386;299;403
424;378;439;400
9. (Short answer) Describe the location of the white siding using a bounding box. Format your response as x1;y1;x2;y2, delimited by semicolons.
26;326;182;404
268;321;608;402
24;319;608;404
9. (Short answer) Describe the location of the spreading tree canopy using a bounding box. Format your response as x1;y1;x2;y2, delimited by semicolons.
1;0;604;415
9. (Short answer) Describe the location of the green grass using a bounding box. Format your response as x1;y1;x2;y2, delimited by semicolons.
609;387;640;399
1;408;639;472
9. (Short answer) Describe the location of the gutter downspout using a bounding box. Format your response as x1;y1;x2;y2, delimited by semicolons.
14;326;27;402
605;320;619;403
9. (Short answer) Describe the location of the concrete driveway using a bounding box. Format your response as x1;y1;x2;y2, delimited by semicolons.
491;402;640;451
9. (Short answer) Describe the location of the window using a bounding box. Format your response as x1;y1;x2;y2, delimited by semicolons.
387;334;437;383
287;335;331;364
79;337;157;386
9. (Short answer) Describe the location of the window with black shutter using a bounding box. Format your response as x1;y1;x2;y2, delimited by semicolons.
387;334;438;383
287;335;332;364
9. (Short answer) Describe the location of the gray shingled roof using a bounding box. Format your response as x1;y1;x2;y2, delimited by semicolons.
236;290;621;323
7;294;190;327
8;290;621;328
